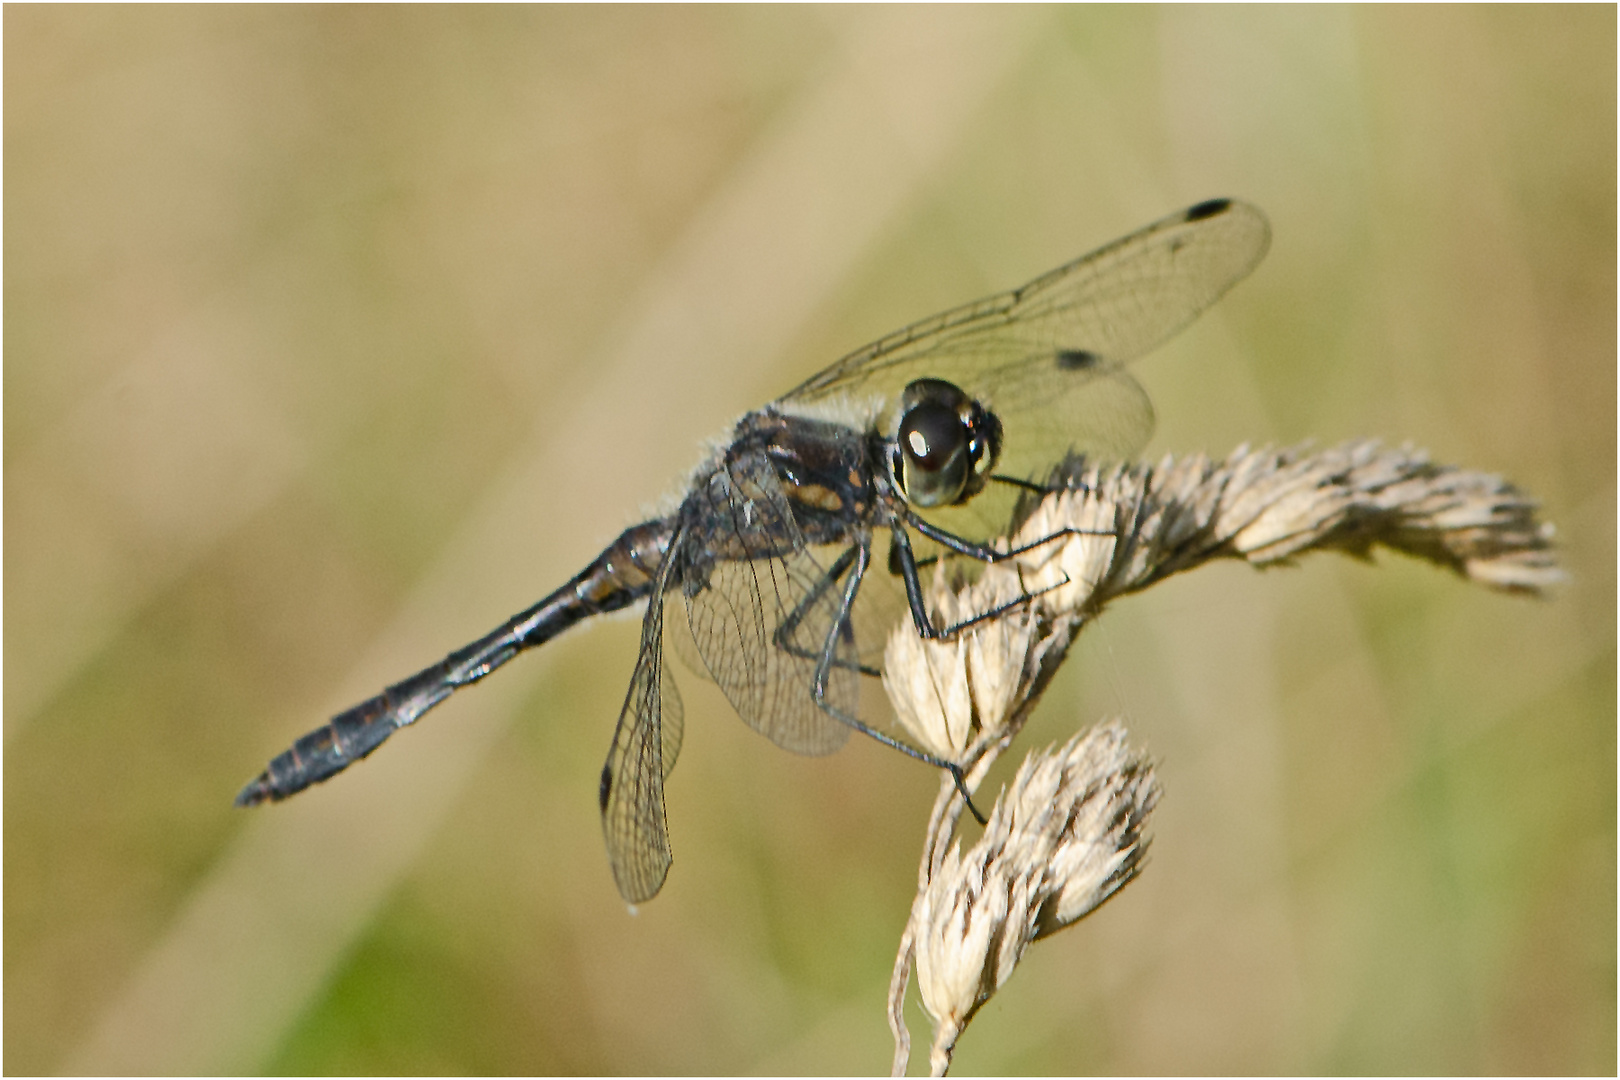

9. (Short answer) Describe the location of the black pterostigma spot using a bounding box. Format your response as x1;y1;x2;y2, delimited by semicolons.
1056;349;1102;371
1185;198;1232;222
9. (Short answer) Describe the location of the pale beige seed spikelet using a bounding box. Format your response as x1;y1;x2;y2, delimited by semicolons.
1010;477;1120;618
911;723;1159;1058
883;607;972;760
883;566;1038;760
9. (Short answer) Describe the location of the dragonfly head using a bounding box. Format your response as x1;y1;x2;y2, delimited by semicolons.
890;378;1002;508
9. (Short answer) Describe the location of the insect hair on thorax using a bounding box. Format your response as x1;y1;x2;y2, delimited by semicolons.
771;391;889;433
627;420;739;527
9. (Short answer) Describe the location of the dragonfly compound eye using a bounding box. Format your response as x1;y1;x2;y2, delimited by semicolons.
896;400;971;507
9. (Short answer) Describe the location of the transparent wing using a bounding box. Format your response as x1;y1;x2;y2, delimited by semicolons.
778;199;1270;482
685;549;859;756
599;528;686;904
666;506;890;683
679;450;857;757
663;588;709;681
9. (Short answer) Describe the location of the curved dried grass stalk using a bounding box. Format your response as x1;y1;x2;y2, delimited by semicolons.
883;440;1561;1076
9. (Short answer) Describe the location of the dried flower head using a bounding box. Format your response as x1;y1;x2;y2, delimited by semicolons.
911;722;1159;1073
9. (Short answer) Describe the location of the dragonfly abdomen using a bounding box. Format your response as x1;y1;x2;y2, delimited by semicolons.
235;518;677;807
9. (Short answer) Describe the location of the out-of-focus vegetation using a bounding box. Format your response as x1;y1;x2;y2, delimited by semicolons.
6;7;1612;1074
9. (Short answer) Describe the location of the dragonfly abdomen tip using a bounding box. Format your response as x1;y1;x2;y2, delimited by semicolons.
234;773;273;807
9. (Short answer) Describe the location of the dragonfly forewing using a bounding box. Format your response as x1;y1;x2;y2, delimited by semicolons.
777;199;1270;484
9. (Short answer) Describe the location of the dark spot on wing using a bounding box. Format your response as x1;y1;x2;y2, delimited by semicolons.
1056;348;1102;371
599;762;613;811
1185;198;1232;222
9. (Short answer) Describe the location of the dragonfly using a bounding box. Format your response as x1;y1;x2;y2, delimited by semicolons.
236;197;1270;902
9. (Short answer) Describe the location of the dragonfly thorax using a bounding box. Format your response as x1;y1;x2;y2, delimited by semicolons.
889;378;1002;509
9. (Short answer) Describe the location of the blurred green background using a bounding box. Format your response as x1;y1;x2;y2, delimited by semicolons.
6;6;1613;1075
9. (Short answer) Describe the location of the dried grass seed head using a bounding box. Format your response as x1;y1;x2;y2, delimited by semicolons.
912;722;1160;1031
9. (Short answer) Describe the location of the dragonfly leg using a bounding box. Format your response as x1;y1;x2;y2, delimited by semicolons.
890;512;1112;640
905;507;1109;563
771;544;880;678
805;539;988;825
986;473;1053;495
